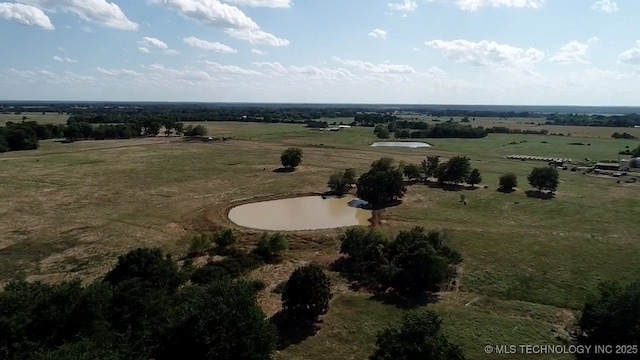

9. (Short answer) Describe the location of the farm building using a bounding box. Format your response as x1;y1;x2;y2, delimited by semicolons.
620;158;640;171
595;162;623;171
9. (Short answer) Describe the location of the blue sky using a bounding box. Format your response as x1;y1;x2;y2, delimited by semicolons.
0;0;639;105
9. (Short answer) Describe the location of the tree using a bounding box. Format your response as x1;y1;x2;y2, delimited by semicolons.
174;122;184;136
157;280;277;360
632;144;640;157
466;168;482;187
403;164;423;182
356;158;406;208
437;156;471;185
214;228;236;249
145;122;162;137
421;156;440;180
374;126;391;139
254;233;288;262
386;227;461;296
282;265;332;324
528;166;559;193
343;168;357;186
370;310;465;360
103;248;182;292
499;173;518;192
184;125;207;137
328;172;350;196
577;280;640;360
280;148;303;170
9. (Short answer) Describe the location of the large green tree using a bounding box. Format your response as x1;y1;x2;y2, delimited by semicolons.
157;280;276;360
437;156;472;185
421;156;440;180
282;265;332;324
527;166;559;193
280;148;303;170
577;281;640;360
370;310;465;360
499;173;518;192
103;248;182;292
328;169;358;196
356;158;406;207
466;168;482;187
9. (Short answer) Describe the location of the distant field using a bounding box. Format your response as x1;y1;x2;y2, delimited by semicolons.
1;121;639;359
0;112;69;126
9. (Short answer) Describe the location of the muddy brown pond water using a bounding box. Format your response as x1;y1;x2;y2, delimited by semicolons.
227;195;372;231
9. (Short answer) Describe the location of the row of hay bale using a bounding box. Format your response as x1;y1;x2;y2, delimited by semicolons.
507;154;572;163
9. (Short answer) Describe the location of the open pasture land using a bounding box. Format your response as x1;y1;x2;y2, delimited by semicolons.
1;121;639;359
398;114;640;138
0;112;70;126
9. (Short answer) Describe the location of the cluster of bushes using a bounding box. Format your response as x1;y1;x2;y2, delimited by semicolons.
612;132;638;139
339;227;462;296
64;119;190;141
305;120;329;129
375;123;488;139
487;126;549;135
404;156;482;187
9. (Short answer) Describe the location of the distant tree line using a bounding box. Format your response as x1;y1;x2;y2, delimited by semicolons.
374;123;488;139
486;126;549;135
0;121;64;152
546;113;640;127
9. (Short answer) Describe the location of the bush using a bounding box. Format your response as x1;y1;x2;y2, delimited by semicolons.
254;233;288;262
214;229;236;249
499;173;518;192
370;310;465;360
189;234;212;255
282;265;332;324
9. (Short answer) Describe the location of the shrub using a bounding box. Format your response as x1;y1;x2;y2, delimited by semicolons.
214;229;236;249
189;234;212;255
499;173;518;192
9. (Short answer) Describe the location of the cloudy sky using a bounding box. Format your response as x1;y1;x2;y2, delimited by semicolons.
1;0;639;105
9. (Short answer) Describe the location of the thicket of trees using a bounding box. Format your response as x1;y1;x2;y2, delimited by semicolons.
0;121;66;152
486;126;549;135
0;247;277;360
374;122;488;139
546;113;640;127
339;227;462;296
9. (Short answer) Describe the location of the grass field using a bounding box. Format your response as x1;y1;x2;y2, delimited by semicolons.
1;120;639;359
0;112;69;126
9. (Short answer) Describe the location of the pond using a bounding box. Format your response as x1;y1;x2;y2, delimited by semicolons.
370;142;432;148
228;195;371;231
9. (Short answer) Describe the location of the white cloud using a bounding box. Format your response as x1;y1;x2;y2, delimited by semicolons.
138;47;150;54
96;67;143;77
152;0;288;46
8;68;96;84
17;0;138;30
332;57;416;74
224;0;291;8
388;0;417;12
426;39;544;66
184;36;237;53
224;28;289;46
53;55;78;63
450;0;545;11
138;37;168;50
369;28;387;40
591;0;618;13
0;2;53;30
202;61;264;76
251;48;267;55
549;38;597;65
618;41;640;65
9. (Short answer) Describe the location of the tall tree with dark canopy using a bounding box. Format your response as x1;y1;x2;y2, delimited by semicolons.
280;147;303;170
466;168;482;187
576;280;640;360
370;310;465;360
282;265;332;324
157;280;277;360
403;163;423;182
499;173;518;192
421;156;440;180
437;156;472;185
103;248;182;292
356;158;406;208
528;166;559;193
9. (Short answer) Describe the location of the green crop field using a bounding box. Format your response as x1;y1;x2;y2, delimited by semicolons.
1;120;639;359
0;112;70;126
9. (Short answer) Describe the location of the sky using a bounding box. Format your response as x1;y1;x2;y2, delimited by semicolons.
0;0;639;105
